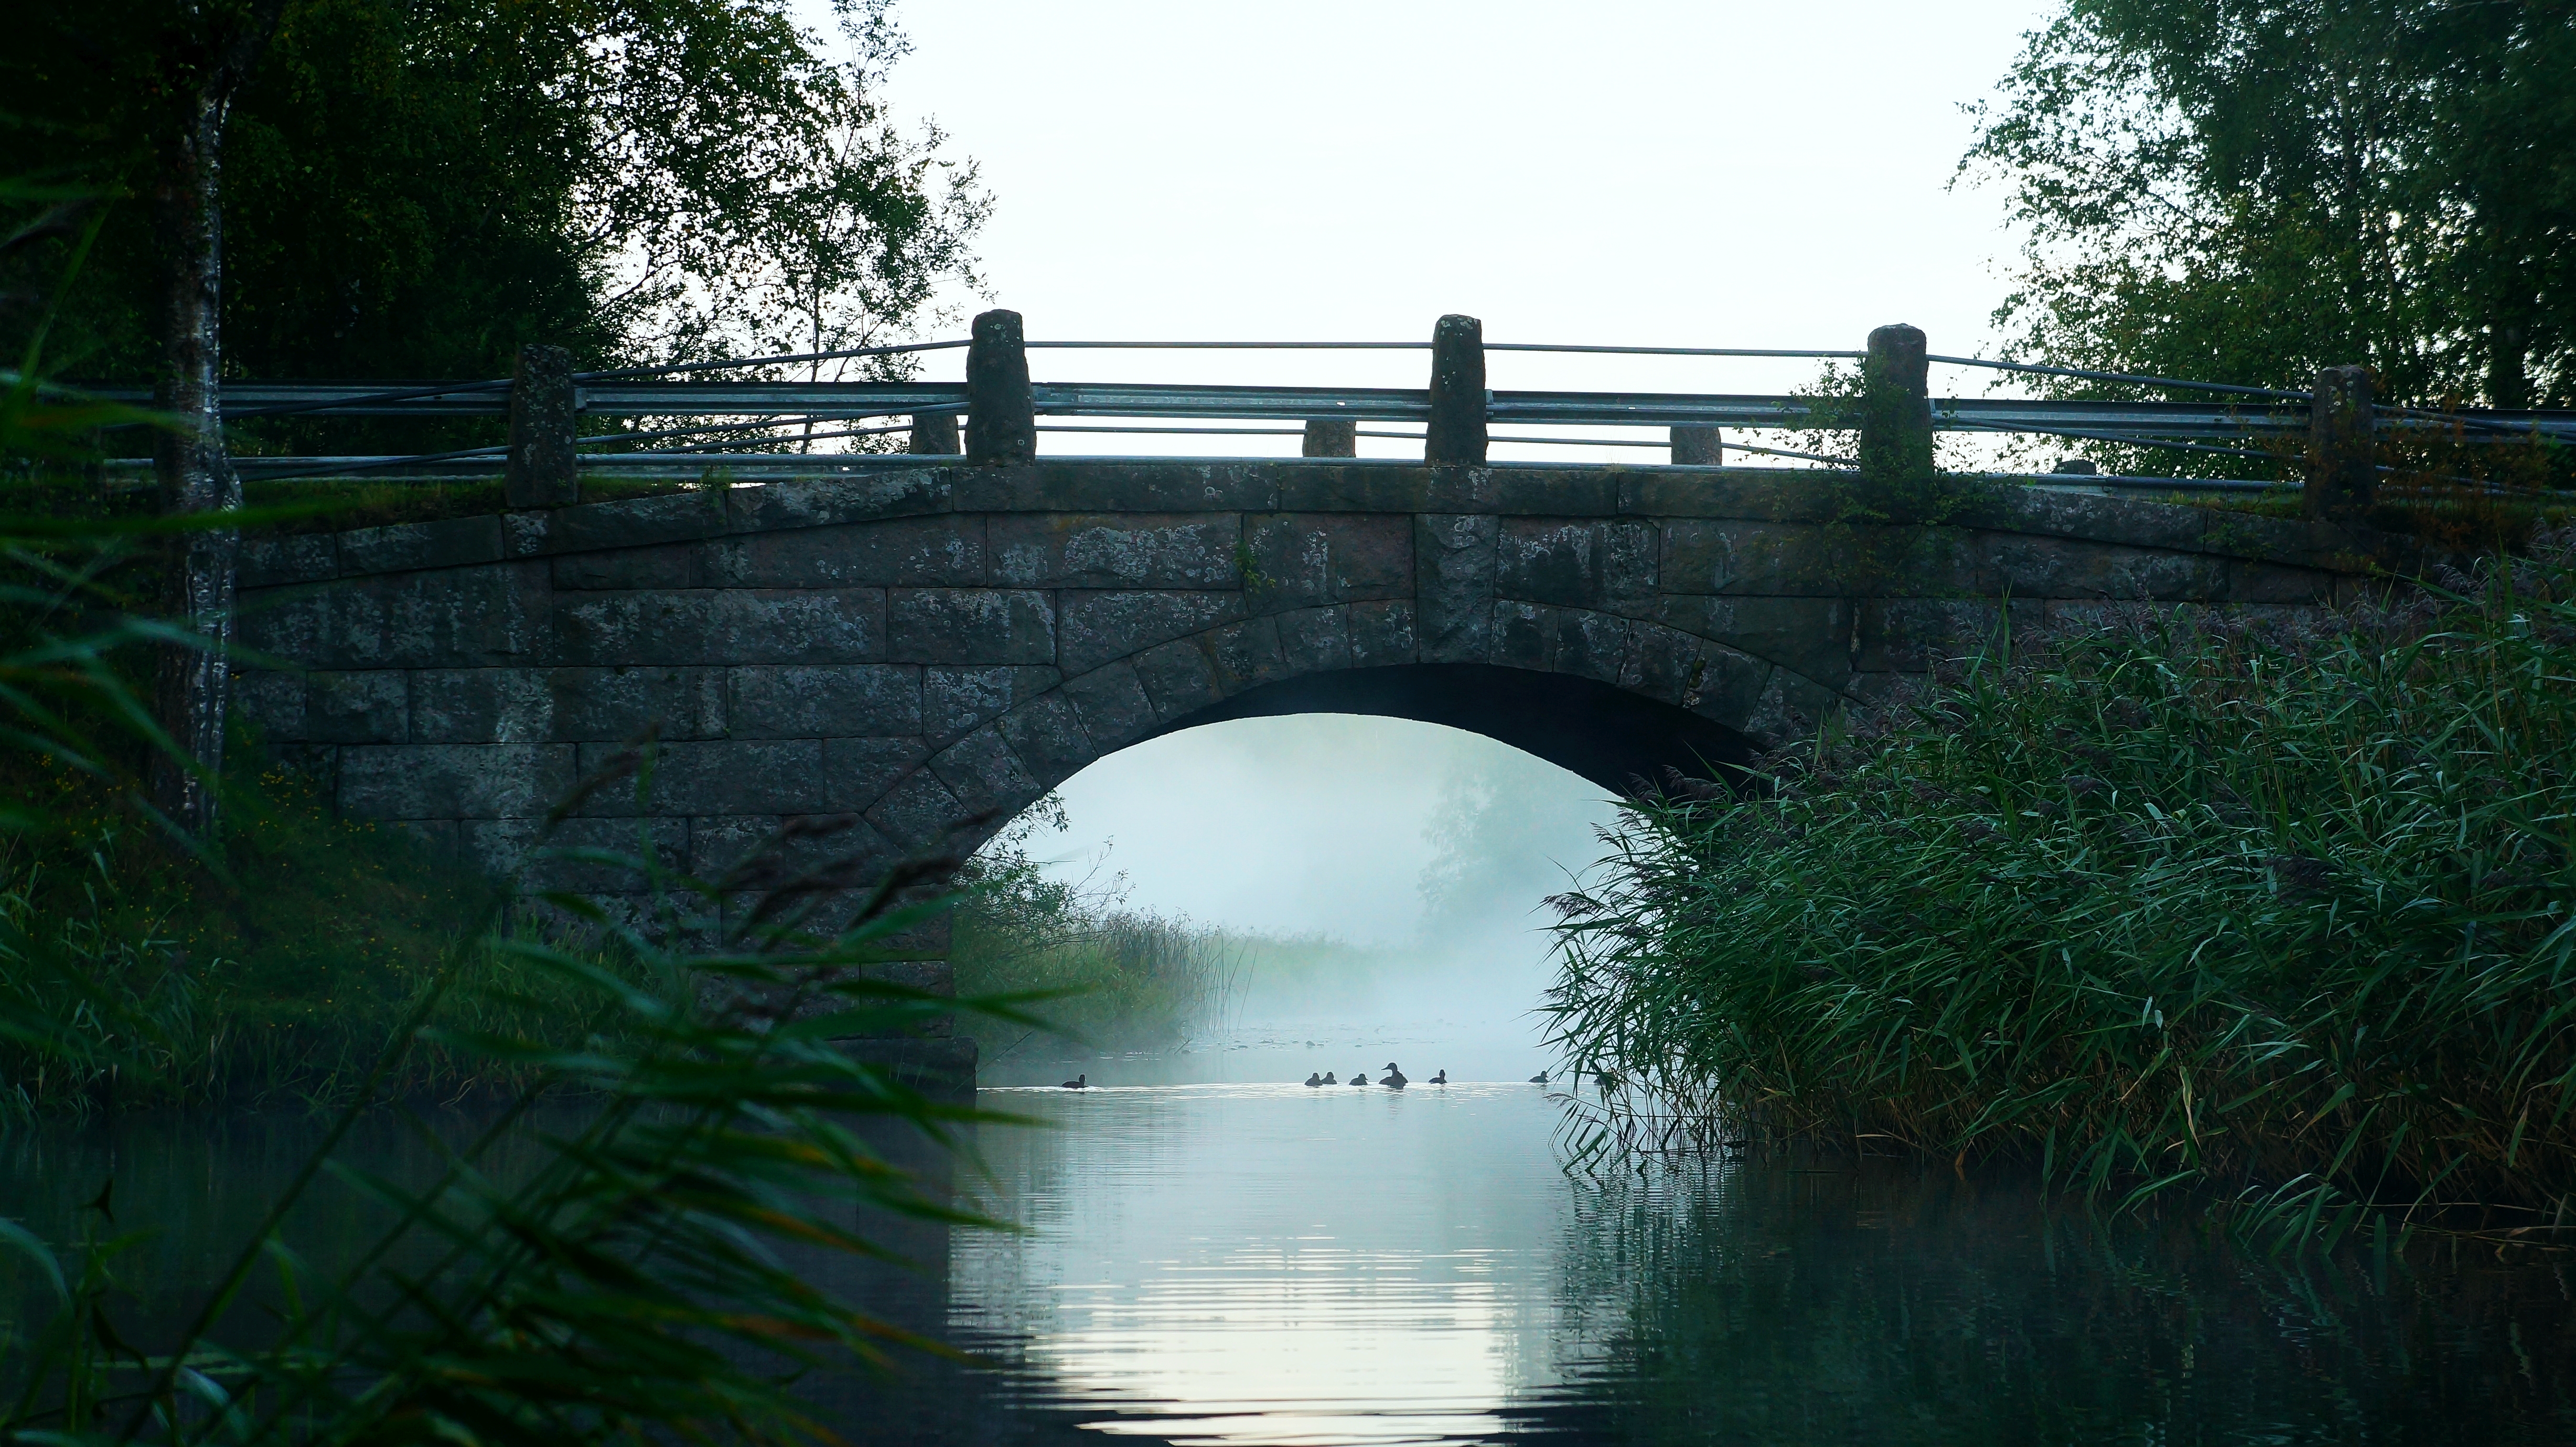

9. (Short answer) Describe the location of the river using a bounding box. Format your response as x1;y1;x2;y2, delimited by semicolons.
3;1020;2571;1444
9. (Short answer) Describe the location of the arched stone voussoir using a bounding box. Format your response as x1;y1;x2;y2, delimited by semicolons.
930;613;1817;821
924;724;1046;826
1483;598;1845;754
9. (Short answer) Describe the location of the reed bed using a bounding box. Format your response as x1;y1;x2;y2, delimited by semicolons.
0;755;661;1120
1546;534;2576;1241
1;786;1018;1443
950;848;1247;1060
0;214;1027;1443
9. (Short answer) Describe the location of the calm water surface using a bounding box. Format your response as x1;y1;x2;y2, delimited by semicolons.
5;1023;2572;1445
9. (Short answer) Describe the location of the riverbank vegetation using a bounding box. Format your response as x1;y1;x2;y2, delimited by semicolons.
950;806;1251;1061
7;368;1017;1447
2;370;641;1119
1548;535;2576;1238
0;743;660;1120
0;757;1004;1439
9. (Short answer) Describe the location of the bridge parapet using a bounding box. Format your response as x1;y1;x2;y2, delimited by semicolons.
122;314;2572;500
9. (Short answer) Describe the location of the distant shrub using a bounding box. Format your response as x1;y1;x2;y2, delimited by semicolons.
950;806;1244;1060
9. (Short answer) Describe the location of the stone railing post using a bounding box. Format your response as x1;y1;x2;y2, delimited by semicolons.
965;309;1035;465
908;412;961;455
1425;314;1487;465
2307;364;2375;519
1302;419;1356;457
1857;323;1933;489
505;343;577;508
1670;425;1724;465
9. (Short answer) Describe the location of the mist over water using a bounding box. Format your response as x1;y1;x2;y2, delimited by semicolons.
1021;714;1623;1075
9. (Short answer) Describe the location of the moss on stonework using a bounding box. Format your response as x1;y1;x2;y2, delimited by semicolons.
243;473;710;533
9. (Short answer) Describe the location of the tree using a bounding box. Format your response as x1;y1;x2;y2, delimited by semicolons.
6;0;291;835
1960;0;2576;410
4;0;987;833
9;0;988;383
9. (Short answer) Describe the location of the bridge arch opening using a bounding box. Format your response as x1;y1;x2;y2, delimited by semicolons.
1141;662;1759;796
948;656;1768;1085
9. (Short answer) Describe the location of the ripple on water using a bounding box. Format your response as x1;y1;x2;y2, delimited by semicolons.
3;1063;2568;1445
942;1075;2576;1447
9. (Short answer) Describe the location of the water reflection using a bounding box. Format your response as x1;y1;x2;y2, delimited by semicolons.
1530;1161;2576;1444
950;1077;2576;1445
956;1083;1571;1445
3;1048;2572;1445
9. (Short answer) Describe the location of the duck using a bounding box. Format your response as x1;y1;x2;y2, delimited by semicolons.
1062;1073;1087;1089
1304;1072;1323;1087
1429;1070;1448;1085
1350;1072;1370;1086
1528;1070;1549;1085
1321;1072;1337;1085
1379;1062;1408;1089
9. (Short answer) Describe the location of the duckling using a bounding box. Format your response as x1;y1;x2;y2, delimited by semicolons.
1304;1072;1323;1087
1062;1073;1088;1089
1379;1062;1408;1089
1321;1072;1337;1085
1350;1072;1370;1086
1528;1070;1549;1085
1429;1070;1448;1085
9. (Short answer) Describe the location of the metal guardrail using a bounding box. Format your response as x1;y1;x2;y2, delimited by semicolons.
84;382;2576;441
78;314;2576;513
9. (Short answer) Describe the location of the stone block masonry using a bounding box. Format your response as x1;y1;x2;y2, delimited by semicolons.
236;459;2417;933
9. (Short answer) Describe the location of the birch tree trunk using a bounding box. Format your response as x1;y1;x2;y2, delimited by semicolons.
147;0;281;838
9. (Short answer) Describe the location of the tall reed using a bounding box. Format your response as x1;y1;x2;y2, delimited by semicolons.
2;201;1026;1441
954;898;1244;1059
0;756;659;1120
1548;537;2576;1240
949;814;1247;1059
2;775;1023;1443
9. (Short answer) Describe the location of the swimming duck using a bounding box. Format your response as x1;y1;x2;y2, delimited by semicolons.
1429;1070;1448;1085
1350;1072;1370;1086
1380;1062;1408;1089
1321;1072;1338;1085
1304;1072;1323;1087
1062;1073;1087;1089
1528;1070;1549;1085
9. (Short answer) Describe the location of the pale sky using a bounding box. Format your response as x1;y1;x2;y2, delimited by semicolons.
860;1;2058;943
874;0;2060;458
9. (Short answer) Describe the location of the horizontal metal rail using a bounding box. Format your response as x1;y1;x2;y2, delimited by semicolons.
575;338;965;383
77;380;2576;441
1031;382;1429;421
1925;354;2310;400
131;451;2315;493
1490;344;1865;359
173;381;974;419
1026;340;1429;350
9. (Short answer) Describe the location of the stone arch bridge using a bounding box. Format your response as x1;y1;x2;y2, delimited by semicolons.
238;457;2402;913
